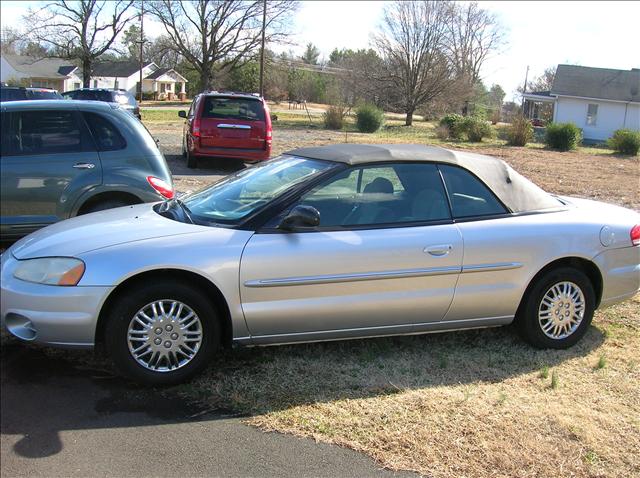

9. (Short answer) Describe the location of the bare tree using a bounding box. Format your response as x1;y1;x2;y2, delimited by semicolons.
27;0;137;87
147;0;296;92
373;1;455;126
521;66;557;93
446;2;503;86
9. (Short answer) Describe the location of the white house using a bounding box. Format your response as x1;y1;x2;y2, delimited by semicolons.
90;60;188;99
523;65;640;142
0;54;82;91
1;55;187;100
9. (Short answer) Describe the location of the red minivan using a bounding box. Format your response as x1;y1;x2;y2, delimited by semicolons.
179;92;272;168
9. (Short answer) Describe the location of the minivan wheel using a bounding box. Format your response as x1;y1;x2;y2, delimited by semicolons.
105;280;219;385
186;149;198;169
516;267;595;349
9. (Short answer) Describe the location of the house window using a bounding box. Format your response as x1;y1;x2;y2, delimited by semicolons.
114;79;119;89
160;83;166;93
586;104;598;126
74;82;81;90
93;80;98;88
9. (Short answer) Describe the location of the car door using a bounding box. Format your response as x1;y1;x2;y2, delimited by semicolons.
0;108;101;237
436;164;525;323
239;162;463;340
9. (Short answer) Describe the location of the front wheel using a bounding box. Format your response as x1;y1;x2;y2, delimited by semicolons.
105;280;219;385
516;267;595;349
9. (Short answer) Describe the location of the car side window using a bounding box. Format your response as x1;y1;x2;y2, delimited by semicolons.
297;163;451;228
83;112;127;151
439;164;507;218
0;112;15;156
14;110;84;155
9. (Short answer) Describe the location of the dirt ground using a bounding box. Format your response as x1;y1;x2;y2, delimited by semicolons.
150;123;639;212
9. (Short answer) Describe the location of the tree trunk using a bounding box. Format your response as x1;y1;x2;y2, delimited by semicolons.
405;108;414;126
82;57;92;88
200;66;214;93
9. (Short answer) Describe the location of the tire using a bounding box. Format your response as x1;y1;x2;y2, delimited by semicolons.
105;280;220;385
186;148;198;169
84;199;130;214
515;267;595;349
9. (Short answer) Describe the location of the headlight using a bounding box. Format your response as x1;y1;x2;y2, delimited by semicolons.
14;258;85;286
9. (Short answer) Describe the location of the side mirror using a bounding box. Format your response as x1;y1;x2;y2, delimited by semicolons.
178;110;187;118
279;205;320;231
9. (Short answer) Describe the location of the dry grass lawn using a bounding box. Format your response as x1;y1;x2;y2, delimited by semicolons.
180;297;639;478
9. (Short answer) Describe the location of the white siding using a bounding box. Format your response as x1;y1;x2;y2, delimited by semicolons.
554;97;640;141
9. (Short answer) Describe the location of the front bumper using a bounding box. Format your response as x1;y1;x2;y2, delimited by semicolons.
1;253;112;348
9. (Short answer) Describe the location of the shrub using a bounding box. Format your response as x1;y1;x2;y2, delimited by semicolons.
462;116;493;142
439;113;464;139
507;116;534;146
545;122;582;151
355;103;384;133
323;105;346;130
608;129;640;155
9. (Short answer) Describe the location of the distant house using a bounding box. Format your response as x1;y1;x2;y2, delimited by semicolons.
1;54;188;100
523;64;640;142
0;53;82;91
90;60;188;100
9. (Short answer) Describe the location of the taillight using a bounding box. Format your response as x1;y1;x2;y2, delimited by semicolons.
147;176;174;199
192;117;201;138
631;224;640;246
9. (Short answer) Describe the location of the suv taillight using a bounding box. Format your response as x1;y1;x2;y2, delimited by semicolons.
631;224;640;246
147;176;174;199
192;117;201;138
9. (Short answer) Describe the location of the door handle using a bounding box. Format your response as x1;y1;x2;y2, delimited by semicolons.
424;244;453;256
73;162;95;169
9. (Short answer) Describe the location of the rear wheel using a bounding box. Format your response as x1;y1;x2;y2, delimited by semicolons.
186;148;198;169
105;280;219;385
516;267;595;349
84;199;130;214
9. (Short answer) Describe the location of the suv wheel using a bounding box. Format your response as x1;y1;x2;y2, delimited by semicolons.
105;280;219;385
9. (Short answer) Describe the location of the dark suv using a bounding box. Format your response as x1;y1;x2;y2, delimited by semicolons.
0;100;173;240
179;91;272;168
62;88;141;119
0;86;62;102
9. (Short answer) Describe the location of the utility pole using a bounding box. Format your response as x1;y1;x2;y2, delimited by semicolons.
259;0;266;97
138;0;145;103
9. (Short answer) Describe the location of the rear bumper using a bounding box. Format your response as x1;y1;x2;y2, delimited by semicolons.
1;253;111;348
192;145;270;161
593;246;640;308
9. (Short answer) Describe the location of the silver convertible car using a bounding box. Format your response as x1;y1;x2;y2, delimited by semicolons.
2;144;639;385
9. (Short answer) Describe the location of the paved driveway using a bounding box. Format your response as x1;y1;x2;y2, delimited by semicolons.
1;338;416;478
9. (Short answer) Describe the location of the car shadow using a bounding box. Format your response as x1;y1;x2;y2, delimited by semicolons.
164;153;248;177
1;324;606;459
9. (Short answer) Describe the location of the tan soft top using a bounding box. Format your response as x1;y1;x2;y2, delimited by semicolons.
287;144;561;213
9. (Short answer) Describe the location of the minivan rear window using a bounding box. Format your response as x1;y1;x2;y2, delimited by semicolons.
201;96;265;121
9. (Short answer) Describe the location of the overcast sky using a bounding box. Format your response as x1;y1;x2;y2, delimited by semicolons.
2;1;639;100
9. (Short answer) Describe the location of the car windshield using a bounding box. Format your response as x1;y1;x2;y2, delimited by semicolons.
181;156;334;223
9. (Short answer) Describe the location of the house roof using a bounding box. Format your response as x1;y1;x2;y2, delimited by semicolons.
287;144;562;213
551;64;640;103
91;60;156;78
2;54;77;78
145;67;187;81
